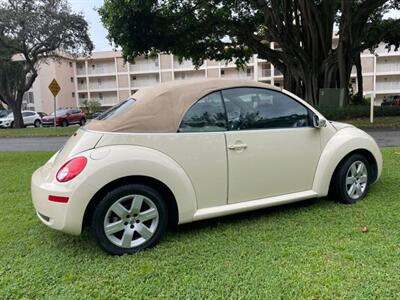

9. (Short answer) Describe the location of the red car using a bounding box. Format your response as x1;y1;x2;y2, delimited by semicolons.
42;108;86;127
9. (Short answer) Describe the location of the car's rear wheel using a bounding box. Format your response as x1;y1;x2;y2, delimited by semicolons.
79;118;86;126
34;119;41;127
91;184;168;255
62;120;68;127
10;121;14;128
331;154;370;204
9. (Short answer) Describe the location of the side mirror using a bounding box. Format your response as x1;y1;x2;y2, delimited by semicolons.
313;114;327;129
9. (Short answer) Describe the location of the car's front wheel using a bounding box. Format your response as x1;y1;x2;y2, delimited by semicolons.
331;153;370;204
91;184;168;255
61;120;68;127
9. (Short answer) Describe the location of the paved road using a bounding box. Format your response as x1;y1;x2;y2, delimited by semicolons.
0;136;68;152
0;128;399;152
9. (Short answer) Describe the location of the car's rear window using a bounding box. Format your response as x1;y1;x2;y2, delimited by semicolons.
96;98;136;120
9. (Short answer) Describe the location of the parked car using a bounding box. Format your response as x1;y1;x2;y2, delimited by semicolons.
37;112;48;119
0;110;42;128
42;108;86;127
0;109;12;118
381;95;400;106
31;79;382;255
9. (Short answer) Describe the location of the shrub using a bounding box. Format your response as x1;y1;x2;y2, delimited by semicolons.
318;105;400;121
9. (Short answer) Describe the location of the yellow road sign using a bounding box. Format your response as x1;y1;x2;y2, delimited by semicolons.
49;79;61;97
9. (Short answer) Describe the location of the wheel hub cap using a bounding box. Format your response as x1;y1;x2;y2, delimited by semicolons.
346;161;368;200
104;194;159;248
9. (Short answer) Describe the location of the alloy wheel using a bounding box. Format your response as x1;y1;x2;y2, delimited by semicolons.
103;194;159;248
345;160;368;200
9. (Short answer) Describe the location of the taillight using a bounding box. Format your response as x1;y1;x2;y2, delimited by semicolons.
56;156;87;182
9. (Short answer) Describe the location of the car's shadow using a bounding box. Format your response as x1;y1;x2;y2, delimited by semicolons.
44;196;335;256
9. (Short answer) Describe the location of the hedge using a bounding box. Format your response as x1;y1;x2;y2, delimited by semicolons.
317;105;400;121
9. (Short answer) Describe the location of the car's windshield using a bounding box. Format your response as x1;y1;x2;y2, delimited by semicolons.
96;98;136;120
0;110;11;118
50;109;68;116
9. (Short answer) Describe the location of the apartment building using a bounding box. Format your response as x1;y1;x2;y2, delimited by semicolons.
25;43;400;113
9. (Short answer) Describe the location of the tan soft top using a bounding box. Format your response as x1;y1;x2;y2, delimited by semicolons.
86;79;281;133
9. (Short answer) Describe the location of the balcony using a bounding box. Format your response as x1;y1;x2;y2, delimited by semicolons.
376;63;400;74
174;70;205;80
376;81;400;91
174;59;196;70
130;59;159;72
221;71;253;80
77;83;87;91
88;64;116;75
89;80;117;90
259;68;271;78
131;78;159;88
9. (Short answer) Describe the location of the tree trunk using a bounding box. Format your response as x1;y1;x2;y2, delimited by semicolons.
354;54;363;98
10;95;24;128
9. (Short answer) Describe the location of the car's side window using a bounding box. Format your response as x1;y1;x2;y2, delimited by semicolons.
179;92;227;132
23;112;34;117
221;88;311;130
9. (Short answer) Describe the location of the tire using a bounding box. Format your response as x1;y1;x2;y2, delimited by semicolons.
61;120;68;127
10;121;14;128
34;119;41;128
330;153;371;204
91;184;168;255
79;118;86;126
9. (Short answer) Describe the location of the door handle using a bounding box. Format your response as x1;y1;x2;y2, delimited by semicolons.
227;143;248;150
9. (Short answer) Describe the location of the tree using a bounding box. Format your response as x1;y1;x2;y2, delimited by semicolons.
336;0;400;103
0;0;93;128
99;0;400;105
80;99;101;117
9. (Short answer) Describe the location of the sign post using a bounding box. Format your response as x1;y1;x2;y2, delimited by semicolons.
370;93;375;124
48;79;61;128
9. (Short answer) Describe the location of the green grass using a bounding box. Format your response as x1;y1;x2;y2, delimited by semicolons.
344;116;400;129
1;149;400;299
0;126;77;137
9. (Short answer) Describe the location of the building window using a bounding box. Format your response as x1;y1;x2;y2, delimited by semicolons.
80;79;85;85
72;92;75;98
98;78;102;87
99;93;104;100
132;76;136;80
92;65;96;69
69;62;73;67
247;68;252;76
155;60;159;67
221;70;225;75
70;77;74;83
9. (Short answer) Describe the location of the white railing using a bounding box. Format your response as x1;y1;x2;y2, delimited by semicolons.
76;67;86;75
174;59;196;69
259;69;271;77
88;65;116;75
131;78;159;87
376;63;400;73
77;83;87;91
89;81;117;90
376;81;400;91
130;60;159;72
222;72;253;80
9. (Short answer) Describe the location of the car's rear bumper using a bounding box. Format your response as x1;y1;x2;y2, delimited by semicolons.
31;160;98;235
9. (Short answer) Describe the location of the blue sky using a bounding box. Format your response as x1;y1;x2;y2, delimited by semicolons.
69;0;110;51
69;0;400;52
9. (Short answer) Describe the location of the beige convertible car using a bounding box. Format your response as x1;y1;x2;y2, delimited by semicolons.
32;79;382;255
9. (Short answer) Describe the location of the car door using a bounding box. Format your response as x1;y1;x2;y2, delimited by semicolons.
222;87;322;204
176;91;228;209
22;112;33;125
